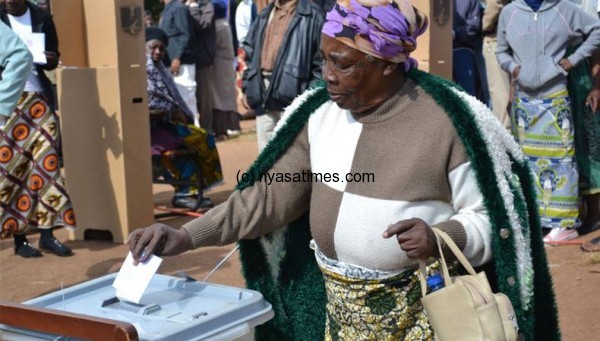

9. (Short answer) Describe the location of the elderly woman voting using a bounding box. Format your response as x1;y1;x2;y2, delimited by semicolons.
129;1;559;340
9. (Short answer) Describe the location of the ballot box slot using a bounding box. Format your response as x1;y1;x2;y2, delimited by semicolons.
100;296;161;315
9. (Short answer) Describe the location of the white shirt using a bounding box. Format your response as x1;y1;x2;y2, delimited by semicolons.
235;0;253;45
8;8;43;93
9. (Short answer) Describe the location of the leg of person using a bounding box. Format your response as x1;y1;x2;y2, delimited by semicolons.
182;124;223;190
581;235;600;252
196;65;215;133
256;110;281;152
226;110;241;137
482;36;511;129
213;109;229;140
169;155;204;210
513;93;581;242
580;193;600;234
13;233;42;258
173;64;199;125
39;227;72;256
1;93;76;257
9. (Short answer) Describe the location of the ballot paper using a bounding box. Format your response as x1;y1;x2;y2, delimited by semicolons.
112;251;163;304
19;32;46;64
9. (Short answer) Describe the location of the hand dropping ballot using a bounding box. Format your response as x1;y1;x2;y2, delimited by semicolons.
112;251;163;304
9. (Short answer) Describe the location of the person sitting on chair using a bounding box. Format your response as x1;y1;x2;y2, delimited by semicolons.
145;27;223;210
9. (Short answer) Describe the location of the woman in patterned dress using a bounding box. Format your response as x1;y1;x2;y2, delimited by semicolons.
145;27;224;210
0;0;75;257
497;0;600;242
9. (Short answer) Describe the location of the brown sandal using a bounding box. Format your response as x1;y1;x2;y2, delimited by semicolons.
580;236;600;252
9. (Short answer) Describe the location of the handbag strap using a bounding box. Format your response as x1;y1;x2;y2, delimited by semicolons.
418;227;478;296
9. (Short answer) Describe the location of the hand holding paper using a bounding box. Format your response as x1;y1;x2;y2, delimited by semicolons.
112;251;163;304
19;32;46;64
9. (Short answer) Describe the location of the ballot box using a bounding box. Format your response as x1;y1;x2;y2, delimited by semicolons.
0;274;274;341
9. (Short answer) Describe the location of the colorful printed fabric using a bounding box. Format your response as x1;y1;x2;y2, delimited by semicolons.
147;55;223;196
511;91;580;228
322;0;428;69
317;249;440;341
0;93;76;237
567;48;600;195
146;55;194;123
158;124;224;196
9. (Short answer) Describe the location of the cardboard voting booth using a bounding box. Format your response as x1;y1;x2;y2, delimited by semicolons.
0;274;275;340
412;0;454;80
53;0;154;243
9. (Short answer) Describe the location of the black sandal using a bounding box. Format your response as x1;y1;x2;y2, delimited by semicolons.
39;237;73;257
15;242;43;258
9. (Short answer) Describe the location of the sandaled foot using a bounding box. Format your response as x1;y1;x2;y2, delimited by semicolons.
15;242;43;258
39;237;73;257
581;236;600;252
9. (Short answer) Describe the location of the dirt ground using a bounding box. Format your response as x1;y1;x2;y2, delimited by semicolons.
1;119;599;340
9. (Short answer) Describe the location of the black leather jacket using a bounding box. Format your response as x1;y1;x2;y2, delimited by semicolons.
1;1;59;108
242;0;323;113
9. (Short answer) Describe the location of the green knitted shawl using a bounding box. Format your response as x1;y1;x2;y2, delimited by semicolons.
234;69;560;341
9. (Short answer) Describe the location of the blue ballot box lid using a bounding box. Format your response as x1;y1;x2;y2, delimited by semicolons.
1;273;274;340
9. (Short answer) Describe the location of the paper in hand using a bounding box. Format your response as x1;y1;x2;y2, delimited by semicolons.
112;251;163;304
19;32;46;64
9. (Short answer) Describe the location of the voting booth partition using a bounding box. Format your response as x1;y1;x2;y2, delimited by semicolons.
412;0;454;80
53;0;154;243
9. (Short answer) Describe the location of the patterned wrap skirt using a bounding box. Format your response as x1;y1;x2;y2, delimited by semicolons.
0;93;76;237
312;241;436;341
156;123;223;197
511;90;580;228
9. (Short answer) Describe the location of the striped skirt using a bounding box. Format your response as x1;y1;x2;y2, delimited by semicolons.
0;93;76;237
511;90;580;228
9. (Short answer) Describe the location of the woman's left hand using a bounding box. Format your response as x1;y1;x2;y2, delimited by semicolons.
383;218;437;260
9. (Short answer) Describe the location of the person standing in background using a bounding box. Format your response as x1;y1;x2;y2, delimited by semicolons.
567;0;600;251
497;0;600;243
32;0;57;111
453;0;484;100
483;0;511;129
211;0;241;140
234;0;257;120
187;0;217;132
159;0;198;126
241;0;324;151
1;0;76;257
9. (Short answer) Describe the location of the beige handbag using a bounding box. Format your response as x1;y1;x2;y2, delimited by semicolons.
418;228;519;341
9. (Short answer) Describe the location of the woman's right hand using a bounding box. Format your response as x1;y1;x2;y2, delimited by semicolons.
126;223;193;264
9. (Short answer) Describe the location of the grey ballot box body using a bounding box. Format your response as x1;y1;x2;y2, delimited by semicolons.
0;273;274;340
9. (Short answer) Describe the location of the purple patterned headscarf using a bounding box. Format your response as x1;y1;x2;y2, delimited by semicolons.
322;0;428;70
